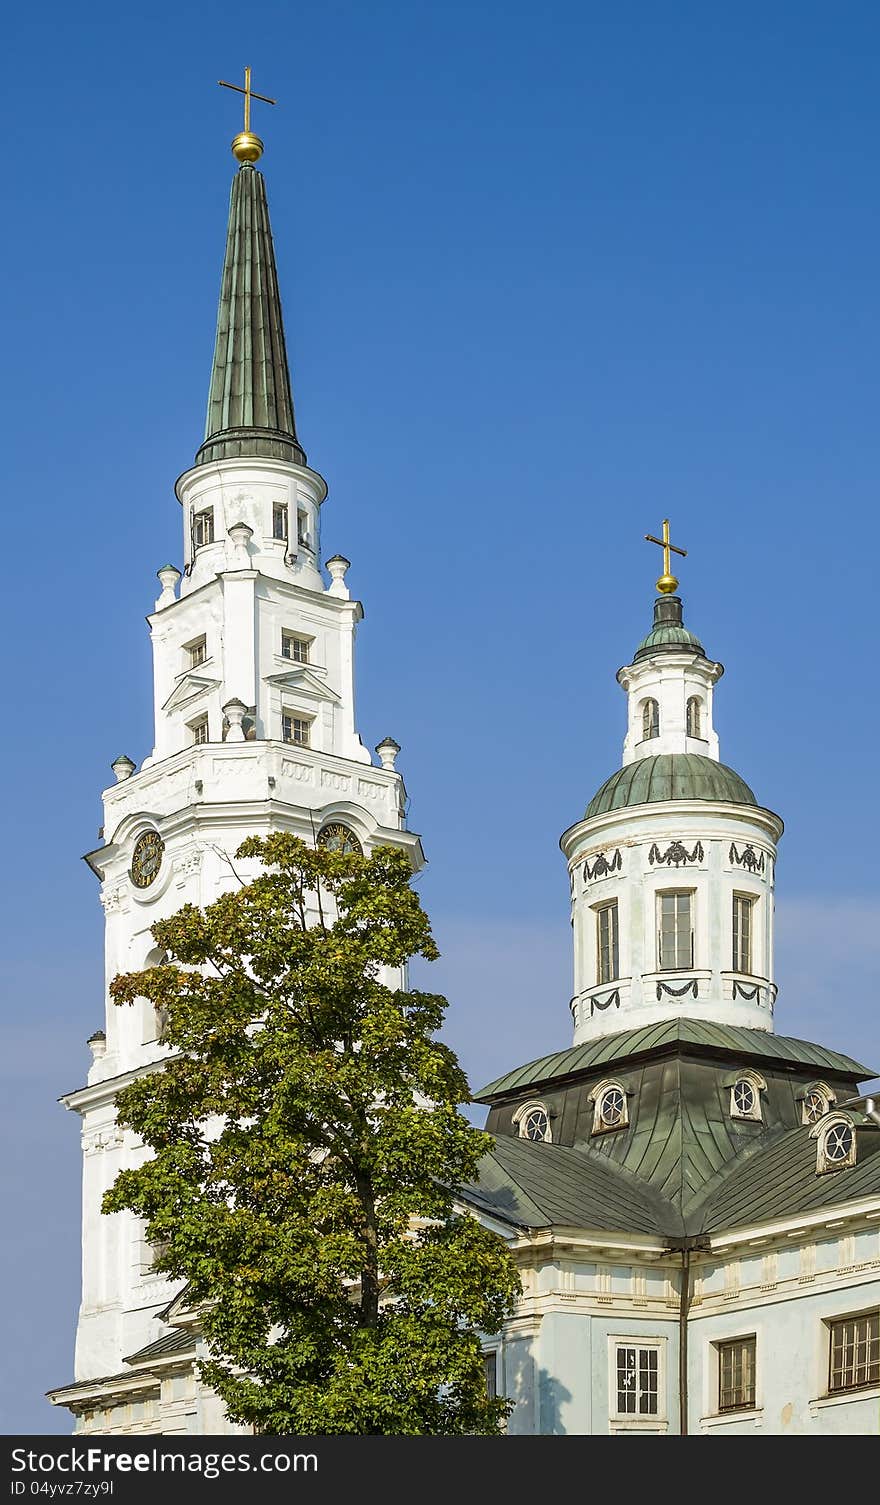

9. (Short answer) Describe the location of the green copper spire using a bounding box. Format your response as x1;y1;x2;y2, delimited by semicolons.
196;163;306;468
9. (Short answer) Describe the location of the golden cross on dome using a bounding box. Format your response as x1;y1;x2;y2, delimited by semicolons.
218;67;277;163
645;518;687;595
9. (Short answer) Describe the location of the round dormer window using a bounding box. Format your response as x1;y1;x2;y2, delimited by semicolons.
732;1079;756;1117
599;1087;626;1128
521;1107;550;1142
823;1122;854;1164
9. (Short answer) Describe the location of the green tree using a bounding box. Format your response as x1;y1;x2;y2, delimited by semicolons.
103;834;519;1434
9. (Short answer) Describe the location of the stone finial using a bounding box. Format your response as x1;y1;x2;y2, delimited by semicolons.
111;754;136;782
376;736;401;771
87;1030;107;1061
326;554;351;599
156;564;181;610
222;697;248;743
227;521;254;566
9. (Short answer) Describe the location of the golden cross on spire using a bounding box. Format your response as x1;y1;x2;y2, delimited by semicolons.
645;518;687;595
218;67;277;164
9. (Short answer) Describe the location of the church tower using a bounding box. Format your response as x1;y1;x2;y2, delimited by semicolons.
561;523;783;1043
52;87;423;1432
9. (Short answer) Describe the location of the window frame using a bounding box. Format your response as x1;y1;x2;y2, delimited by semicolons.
608;1336;666;1426
686;695;702;739
595;898;620;985
641;697;660;741
192;507;214;550
589;1077;630;1136
727;1069;766;1123
281;630;312;664
186;635;207;669
812;1112;858;1174
799;1081;836;1126
281;711;313;748
188;713;209;746
826;1311;879;1395
732;891;755;975
272;501;289;541
656;889;694;972
483;1350;498;1400
716;1335;757;1414
297;509;310;548
512;1100;552;1143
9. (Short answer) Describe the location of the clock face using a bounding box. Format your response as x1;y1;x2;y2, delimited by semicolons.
317;822;363;856
130;829;164;889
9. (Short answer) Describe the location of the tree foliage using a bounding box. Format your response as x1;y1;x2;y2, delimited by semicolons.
103;835;519;1433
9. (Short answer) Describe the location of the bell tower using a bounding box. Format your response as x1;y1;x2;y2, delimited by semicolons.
561;524;783;1045
54;84;424;1426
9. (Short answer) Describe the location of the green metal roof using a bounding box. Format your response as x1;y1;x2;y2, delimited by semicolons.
585;754;759;818
476;1019;874;1101
461;1134;681;1238
124;1330;196;1366
632;594;706;662
692;1124;880;1234
196;164;306;469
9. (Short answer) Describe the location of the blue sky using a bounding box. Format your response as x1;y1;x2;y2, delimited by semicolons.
3;0;880;1433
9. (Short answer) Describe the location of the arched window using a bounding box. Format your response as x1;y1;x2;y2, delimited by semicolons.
512;1101;552;1143
686;696;701;738
800;1082;836;1126
726;1070;766;1123
590;1078;630;1135
812;1114;858;1175
642;698;660;740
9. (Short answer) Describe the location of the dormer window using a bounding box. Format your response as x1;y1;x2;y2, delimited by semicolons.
727;1070;766;1123
513;1101;552;1143
642;698;660;740
192;508;214;549
273;502;288;541
590;1078;630;1135
813;1114;858;1174
800;1082;836;1125
686;696;701;738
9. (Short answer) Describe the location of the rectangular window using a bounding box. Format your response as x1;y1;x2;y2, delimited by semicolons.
281;631;311;664
596;901;619;985
657;892;693;970
483;1352;497;1399
282;713;311;747
829;1313;880;1394
190;715;209;746
297;510;309;546
718;1337;756;1412
615;1345;658;1416
187;636;207;668
192;508;214;548
272;502;288;540
732;893;754;974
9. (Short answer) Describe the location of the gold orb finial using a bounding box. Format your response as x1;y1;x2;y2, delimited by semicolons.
219;67;276;166
232;130;264;164
645;518;687;595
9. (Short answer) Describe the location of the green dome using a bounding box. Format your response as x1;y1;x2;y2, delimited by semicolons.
634;621;705;658
586;754;757;818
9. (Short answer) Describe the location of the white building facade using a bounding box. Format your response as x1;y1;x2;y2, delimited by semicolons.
50;137;422;1434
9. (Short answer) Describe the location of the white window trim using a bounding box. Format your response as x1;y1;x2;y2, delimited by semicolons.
281;630;313;664
192;507;214;549
656;888;695;972
607;1334;667;1431
727;1069;766;1123
810;1112;858;1175
187;713;209;746
281;708;314;747
589;1078;630;1136
512;1100;553;1143
799;1081;837;1127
